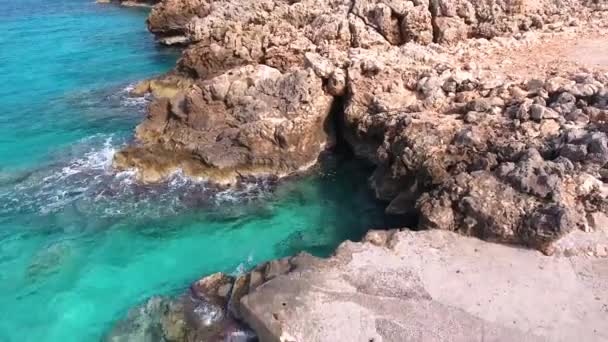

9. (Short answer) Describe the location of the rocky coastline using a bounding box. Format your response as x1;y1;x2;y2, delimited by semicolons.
106;0;608;341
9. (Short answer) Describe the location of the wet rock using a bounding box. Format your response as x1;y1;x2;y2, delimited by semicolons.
263;257;292;281
105;296;186;342
228;274;251;320
191;272;234;306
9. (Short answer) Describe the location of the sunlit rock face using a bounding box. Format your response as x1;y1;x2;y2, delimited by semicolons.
119;0;608;250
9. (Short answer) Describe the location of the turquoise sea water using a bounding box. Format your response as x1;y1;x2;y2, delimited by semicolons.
0;1;387;341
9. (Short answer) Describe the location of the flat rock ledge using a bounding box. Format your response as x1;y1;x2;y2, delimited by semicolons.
96;0;159;7
113;0;608;254
106;229;608;342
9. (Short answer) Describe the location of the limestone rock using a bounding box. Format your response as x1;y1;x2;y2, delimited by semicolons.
240;230;608;342
114;65;334;184
339;46;608;251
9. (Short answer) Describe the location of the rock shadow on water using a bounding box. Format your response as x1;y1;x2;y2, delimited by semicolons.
271;153;394;258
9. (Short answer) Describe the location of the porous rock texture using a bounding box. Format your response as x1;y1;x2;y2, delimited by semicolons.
116;64;333;184
115;0;608;252
108;1;608;340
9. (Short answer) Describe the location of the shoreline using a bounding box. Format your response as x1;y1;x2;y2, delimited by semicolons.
105;0;608;341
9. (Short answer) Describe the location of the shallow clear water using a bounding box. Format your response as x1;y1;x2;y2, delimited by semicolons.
0;0;387;341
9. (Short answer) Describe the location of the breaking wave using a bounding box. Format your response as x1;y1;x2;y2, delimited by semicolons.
0;135;274;220
0;81;274;222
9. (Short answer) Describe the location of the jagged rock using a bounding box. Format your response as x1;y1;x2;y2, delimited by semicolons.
114;65;334;184
118;0;608;251
434;16;469;44
104;296;187;342
106;0;608;340
131;73;194;98
334;41;608;250
228;274;250;320
147;0;207;38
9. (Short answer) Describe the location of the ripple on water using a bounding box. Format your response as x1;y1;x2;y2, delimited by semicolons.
0;127;386;342
0;5;388;338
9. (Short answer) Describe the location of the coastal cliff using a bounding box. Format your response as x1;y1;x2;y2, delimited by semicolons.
107;0;608;341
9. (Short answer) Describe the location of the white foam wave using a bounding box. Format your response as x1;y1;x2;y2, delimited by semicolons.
119;82;151;108
1;132;277;219
121;95;149;107
122;83;136;93
56;137;117;179
232;253;255;276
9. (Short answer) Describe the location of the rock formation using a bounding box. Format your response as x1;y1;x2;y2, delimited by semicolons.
107;0;608;340
116;64;333;184
115;0;608;251
106;229;608;342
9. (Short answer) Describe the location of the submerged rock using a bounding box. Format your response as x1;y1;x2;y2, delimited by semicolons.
105;273;259;342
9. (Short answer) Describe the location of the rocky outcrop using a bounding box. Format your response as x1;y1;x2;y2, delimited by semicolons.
104;256;308;341
344;45;608;252
146;0;206;44
104;275;258;342
114;64;334;184
105;1;608;340
115;0;608;250
109;229;608;341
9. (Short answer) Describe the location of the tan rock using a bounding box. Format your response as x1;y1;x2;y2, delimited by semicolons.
241;230;608;342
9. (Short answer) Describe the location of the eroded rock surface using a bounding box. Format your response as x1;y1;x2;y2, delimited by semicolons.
115;65;333;184
105;1;608;340
109;229;608;341
239;229;608;342
104;273;258;342
344;45;608;252
116;0;608;250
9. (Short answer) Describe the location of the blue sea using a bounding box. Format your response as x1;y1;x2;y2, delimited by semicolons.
0;0;386;341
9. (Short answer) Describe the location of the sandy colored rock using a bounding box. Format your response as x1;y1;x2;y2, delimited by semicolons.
118;0;608;250
114;65;334;184
240;230;608;342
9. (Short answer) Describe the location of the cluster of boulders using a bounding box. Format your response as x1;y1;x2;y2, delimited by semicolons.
344;48;608;252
